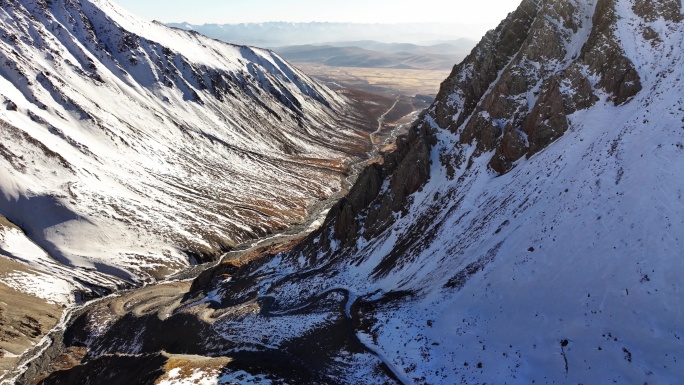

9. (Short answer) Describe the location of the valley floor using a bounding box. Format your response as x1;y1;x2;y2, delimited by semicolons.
291;63;450;98
1;89;423;385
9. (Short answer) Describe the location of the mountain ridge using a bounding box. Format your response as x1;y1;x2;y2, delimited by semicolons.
166;21;478;46
0;0;384;372
5;0;684;384
272;44;462;71
0;0;373;287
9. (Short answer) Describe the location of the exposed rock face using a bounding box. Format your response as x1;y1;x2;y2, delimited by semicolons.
582;0;643;105
633;0;683;21
521;76;569;155
433;0;649;174
329;122;434;247
433;0;539;136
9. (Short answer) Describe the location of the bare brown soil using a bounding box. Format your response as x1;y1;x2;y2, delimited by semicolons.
293;63;451;97
0;257;63;376
155;355;232;385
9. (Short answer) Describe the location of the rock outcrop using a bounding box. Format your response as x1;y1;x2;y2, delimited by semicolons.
433;0;648;174
328;121;434;248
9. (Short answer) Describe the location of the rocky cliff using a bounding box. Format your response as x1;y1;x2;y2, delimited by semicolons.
9;0;684;384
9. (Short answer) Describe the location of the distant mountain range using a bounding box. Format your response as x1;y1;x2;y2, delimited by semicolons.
323;40;476;55
273;41;472;70
166;22;477;71
166;22;477;47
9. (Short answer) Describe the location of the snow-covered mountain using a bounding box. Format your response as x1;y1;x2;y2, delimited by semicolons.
0;0;378;372
9;0;684;384
0;0;373;292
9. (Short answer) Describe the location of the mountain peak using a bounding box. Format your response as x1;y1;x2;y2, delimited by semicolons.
430;0;684;174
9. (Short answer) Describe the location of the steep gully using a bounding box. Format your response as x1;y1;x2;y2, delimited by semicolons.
1;100;421;384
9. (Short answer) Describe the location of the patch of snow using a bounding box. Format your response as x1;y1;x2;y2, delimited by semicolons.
218;371;273;385
0;271;73;305
157;367;221;385
214;309;332;349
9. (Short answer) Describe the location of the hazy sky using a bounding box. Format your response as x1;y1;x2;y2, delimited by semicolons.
113;0;523;39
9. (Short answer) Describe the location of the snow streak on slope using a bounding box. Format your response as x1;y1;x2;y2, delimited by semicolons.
0;0;370;291
0;215;77;304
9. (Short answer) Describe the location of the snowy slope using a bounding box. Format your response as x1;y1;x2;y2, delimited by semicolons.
113;0;683;383
0;216;77;304
234;0;684;383
18;0;684;384
0;0;371;292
